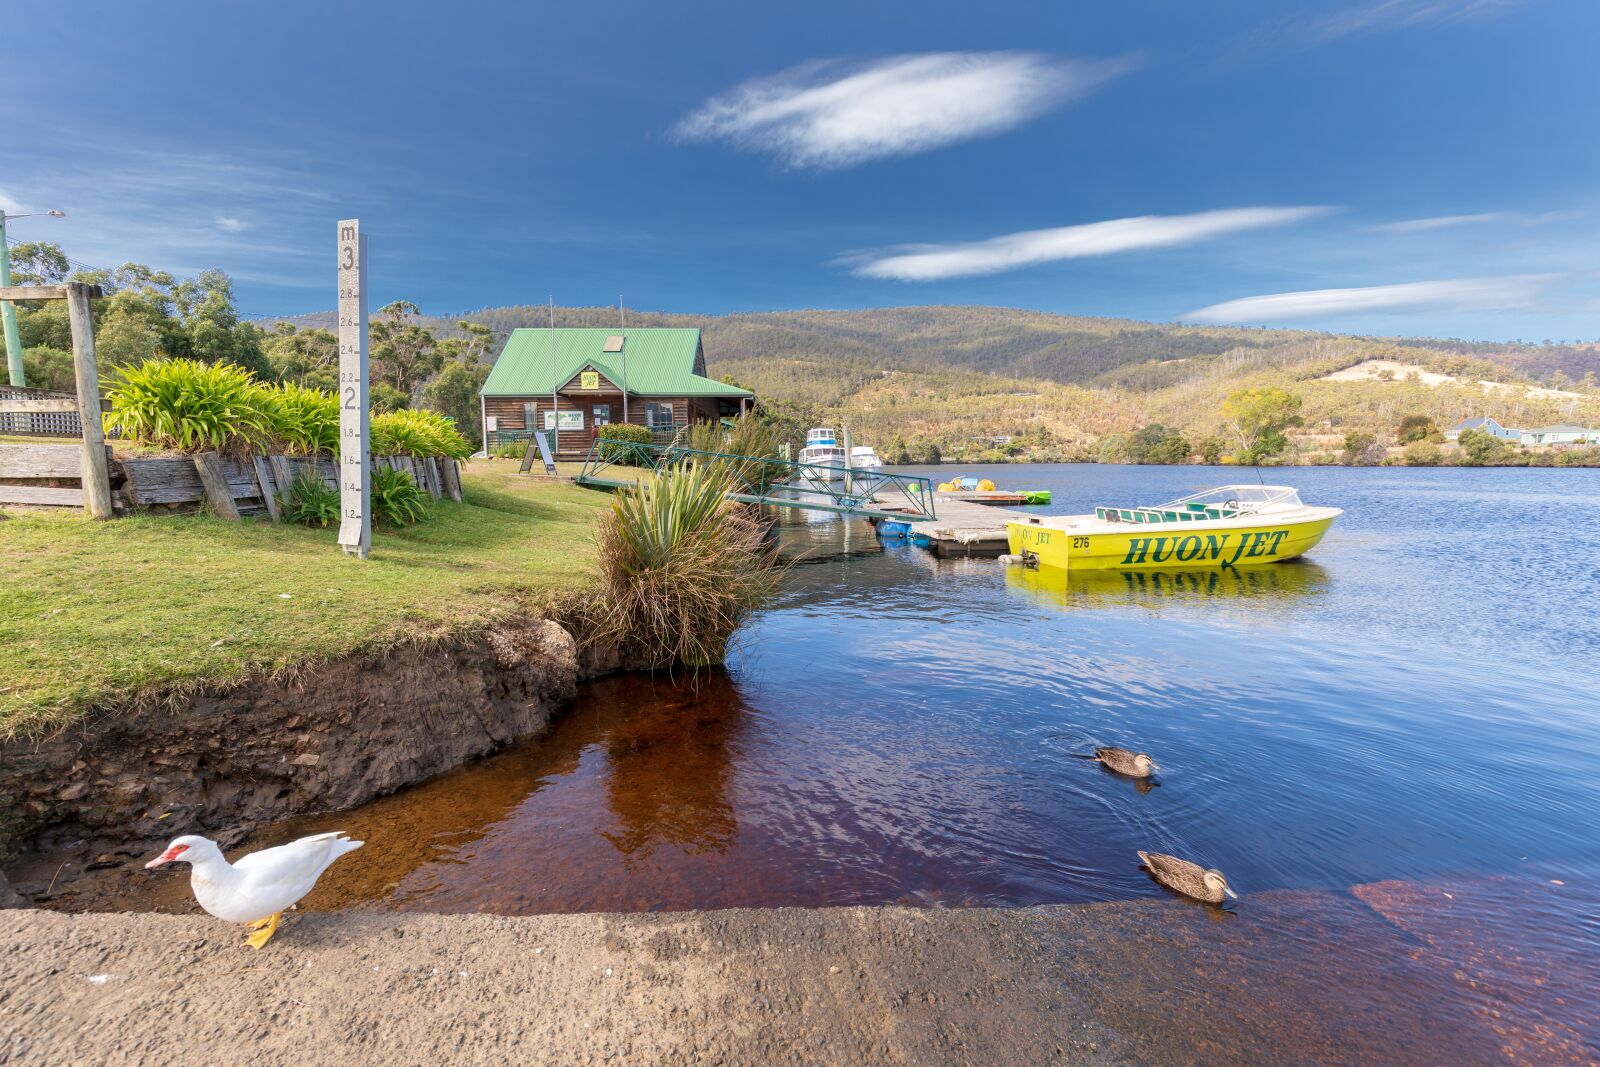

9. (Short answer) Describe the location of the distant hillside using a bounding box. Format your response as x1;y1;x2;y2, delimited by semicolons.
256;304;1600;462
258;304;1598;391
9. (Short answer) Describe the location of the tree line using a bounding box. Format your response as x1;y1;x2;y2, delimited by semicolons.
6;243;492;443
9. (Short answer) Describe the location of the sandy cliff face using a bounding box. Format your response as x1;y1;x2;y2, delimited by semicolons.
0;616;589;892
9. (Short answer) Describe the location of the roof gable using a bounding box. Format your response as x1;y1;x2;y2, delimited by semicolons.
481;327;752;398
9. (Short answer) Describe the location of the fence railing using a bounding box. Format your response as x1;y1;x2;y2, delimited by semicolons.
575;439;937;521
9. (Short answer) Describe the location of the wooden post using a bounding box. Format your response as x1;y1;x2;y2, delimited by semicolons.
439;458;463;503
252;456;283;522
269;454;295;498
423;456;443;500
193;452;240;520
65;283;113;519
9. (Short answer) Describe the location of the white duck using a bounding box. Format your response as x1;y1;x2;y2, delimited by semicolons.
145;832;363;949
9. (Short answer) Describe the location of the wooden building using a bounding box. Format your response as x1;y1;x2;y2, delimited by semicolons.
479;327;754;458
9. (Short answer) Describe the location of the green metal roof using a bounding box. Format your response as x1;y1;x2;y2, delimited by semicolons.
480;327;752;398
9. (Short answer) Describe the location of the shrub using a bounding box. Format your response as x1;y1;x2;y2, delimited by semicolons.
589;462;780;669
371;408;472;461
270;383;339;455
1456;427;1504;466
1402;440;1442;466
371;466;428;526
688;416;782;489
596;422;653;465
102;358;278;454
1341;431;1385;466
22;346;75;392
1556;447;1600;467
1396;414;1439;444
280;469;340;526
490;436;529;459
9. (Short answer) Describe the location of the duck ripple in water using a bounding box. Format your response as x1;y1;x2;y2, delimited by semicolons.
1138;851;1238;904
1093;746;1158;778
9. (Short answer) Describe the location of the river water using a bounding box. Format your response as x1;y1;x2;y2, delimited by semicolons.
60;464;1600;1059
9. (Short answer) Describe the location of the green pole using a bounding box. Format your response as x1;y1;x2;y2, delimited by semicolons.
0;213;24;386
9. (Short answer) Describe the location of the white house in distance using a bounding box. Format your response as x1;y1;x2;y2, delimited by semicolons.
1445;417;1520;441
1518;424;1598;446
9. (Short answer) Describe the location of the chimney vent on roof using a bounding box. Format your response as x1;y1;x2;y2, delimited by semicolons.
603;335;624;352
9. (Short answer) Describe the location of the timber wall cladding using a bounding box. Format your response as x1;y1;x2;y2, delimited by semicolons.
0;447;464;517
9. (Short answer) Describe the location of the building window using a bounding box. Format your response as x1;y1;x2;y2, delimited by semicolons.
593;404;610;426
645;402;674;431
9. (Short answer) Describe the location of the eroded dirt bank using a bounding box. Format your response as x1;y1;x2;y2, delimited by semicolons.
0;616;600;892
2;878;1592;1067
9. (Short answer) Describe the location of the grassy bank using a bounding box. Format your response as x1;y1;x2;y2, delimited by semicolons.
0;461;606;737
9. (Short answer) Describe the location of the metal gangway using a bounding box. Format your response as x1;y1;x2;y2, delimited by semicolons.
574;439;937;522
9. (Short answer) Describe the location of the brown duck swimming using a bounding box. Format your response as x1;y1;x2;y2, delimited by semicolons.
1138;851;1238;904
1093;746;1158;778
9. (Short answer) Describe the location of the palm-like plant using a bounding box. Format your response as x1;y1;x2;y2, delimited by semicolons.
591;462;780;669
102;359;279;454
371;466;428;525
270;383;339;455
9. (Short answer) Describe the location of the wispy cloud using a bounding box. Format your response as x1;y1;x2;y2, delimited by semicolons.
1370;212;1509;232
674;51;1139;170
1187;273;1558;323
1370;209;1580;233
1306;0;1525;42
0;189;23;215
850;207;1331;281
1236;0;1527;57
215;215;248;233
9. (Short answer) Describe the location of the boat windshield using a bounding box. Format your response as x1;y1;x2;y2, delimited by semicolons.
1155;485;1304;512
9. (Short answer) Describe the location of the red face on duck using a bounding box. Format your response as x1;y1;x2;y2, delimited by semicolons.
145;842;190;869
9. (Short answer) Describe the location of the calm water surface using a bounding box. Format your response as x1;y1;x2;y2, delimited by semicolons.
69;464;1600;1057
108;465;1599;915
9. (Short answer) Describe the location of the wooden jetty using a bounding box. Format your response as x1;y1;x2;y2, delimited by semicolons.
938;490;1033;506
872;492;1028;559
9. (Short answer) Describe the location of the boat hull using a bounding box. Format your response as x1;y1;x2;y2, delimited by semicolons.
1006;515;1336;571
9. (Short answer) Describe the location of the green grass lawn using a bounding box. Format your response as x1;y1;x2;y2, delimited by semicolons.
0;460;610;737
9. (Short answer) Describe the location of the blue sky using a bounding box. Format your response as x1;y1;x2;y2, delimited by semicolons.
3;0;1596;340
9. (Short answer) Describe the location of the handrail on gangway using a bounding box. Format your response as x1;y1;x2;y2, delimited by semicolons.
573;439;937;522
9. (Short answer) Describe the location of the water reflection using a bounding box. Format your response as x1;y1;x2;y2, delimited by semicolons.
1005;559;1330;611
599;681;741;862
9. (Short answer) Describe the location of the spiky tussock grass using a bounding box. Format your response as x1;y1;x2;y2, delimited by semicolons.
591;462;780;669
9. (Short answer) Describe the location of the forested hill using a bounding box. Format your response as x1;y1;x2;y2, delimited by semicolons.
256;303;1600;464
259;304;1599;393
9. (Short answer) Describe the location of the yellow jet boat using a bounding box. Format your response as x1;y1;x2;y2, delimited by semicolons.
1006;484;1340;571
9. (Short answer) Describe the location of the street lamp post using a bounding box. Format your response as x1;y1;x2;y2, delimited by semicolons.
1;209;66;387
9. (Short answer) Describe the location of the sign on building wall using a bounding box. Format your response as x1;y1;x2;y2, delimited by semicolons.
580;370;600;390
543;410;584;431
336;219;371;559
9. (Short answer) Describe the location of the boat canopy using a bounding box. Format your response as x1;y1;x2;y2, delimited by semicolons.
1095;485;1305;525
1157;485;1303;510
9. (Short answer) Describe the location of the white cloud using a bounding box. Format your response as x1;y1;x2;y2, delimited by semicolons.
851;207;1331;281
1187;274;1557;324
1370;212;1508;232
0;189;22;215
215;216;248;233
674;51;1138;170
